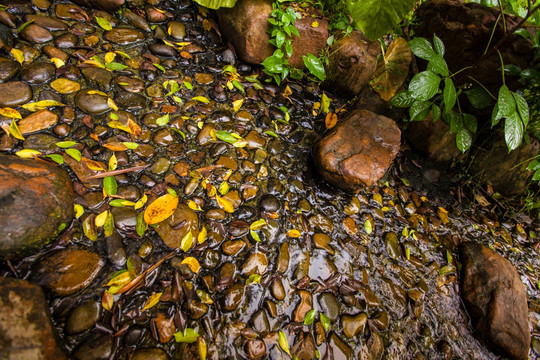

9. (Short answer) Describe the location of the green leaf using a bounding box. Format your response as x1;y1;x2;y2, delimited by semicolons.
65;148;82;161
321;93;331;114
303;53;325;81
448;111;462;133
103;176;118;196
443;78;456;112
320;313;331;331
136;212;146;237
433;34;444;56
215;130;238;144
46;154;64;165
262;55;285;74
491;103;503;127
156;114;170;126
264;130;278;138
527;160;540;171
428;54;449;77
505;112;524;151
347;0;415;41
390;90;415;108
232;80;245;93
174;328;200;343
512;92;529;127
431;104;441;121
497;85;516;118
533;169;540;181
409;100;431;121
304;310;316;325
56;141;78;148
408;37;436;61
104;211;114;237
106;62;128;71
95;17;112;31
408;71;440;101
122;142;139;149
463;114;477;133
192;0;237;9
465;87;492;109
456;128;472;152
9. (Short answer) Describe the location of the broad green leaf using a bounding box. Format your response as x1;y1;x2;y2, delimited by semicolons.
153;63;165;72
433;34;445;56
246;273;262;285
465;87;492;109
174;328;199;343
56;141;78;148
136;212;146;237
505;112;524;151
497;85;516;118
448;111;462;133
303;53;325;81
46;154;64;165
456;128;472;152
431;104;441;121
320;313;331;331
192;0;237;9
103;176;117;196
278;331;291;356
347;0;415;41
428;54;449;77
512;92;529;127
66;148;82;161
122;142;139;150
533;169;540;181
109;199;136;207
408;71;440;101
491;103;503;127
304;310;316;325
390;90;415;108
264;130;279;138
215;130;238;144
156;114;170;126
106;62;128;71
95;17;112;30
408;37;436;60
262;55;285;74
443;78;456;112
527;159;540;171
409;100;431;121
463;114;477;133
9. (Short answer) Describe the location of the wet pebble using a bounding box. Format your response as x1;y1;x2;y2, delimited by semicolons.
242;251;268;276
20;24;53;43
245;339;266;360
104;28;145;45
111;207;137;232
342;313;367;338
0;58;20;83
26;14;67;31
0;81;32;107
19;110;58;135
54;33;77;48
223;283;244;311
115;75;144;93
151;157;170;174
294;290;313;322
66;300;100;334
82;68;113;91
259;194;280;213
73;335;112;360
23;133;60;151
167;21;186;39
132;348;168;360
318;292;340;321
20;62;55;85
149;43;178;57
328;334;353;360
313;233;335;255
75;89;111;115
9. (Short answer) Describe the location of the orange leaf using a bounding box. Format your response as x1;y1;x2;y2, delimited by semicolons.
102;291;114;311
144;193;179;225
180;51;192;59
50;78;81;94
325;112;338;129
82;157;106;171
216;194;234;213
103;142;128;151
126;118;142;136
181;257;201;273
0;107;21;119
287;229;301;238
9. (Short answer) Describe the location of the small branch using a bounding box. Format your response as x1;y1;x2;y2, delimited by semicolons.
86;164;150;179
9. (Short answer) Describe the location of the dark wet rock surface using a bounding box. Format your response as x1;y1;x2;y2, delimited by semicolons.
0;0;538;359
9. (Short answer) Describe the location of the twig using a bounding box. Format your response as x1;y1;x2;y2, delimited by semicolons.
86;164;150;179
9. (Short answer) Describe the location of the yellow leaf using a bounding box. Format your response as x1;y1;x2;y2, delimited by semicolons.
9;120;25;140
287;229;301;238
134;193;148;210
206;184;217;198
10;48;24;65
198;338;207;360
102;291;114;311
15;149;40;158
216;194;234;213
249;219;267;231
369;37;412;101
180;230;194;252
202;19;212;31
51;78;81;94
104;52;116;65
187;199;202;211
232;99;244;112
282;85;292;97
311;20;319;27
218;181;229;195
109;154;117;171
144;193;179;225
0;107;21;119
74;204;84;219
22;100;65;112
50;57;65;68
192;96;210;103
197;226;207;244
181;257;201;273
278;331;291;356
126;119;142;136
82;157;106;171
95;210;109;227
87;90;108;96
106;270;132;287
107;97;119;111
83;59;105;68
141;292;163;310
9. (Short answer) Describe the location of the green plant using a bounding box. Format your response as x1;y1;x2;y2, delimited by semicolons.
191;0;237;9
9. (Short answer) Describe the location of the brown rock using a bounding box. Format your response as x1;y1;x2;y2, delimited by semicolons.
34;248;104;296
69;0;124;12
25;15;68;31
0;277;66;360
0;81;32;107
0;155;74;259
291;332;316;360
406;115;461;163
460;242;531;360
19;110;58;134
20;24;53;43
293;290;313;322
245;339;266;360
471;135;540;196
218;0;328;67
312;109;401;192
154;204;199;249
325;31;380;96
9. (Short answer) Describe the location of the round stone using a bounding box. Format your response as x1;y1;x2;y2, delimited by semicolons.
75;89;111;115
0;81;32;107
20;62;55;85
104;27;145;45
66;300;101;334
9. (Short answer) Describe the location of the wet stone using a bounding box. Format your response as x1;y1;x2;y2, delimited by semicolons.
294;290;313;322
259;194;280;213
43;45;69;63
55;4;87;21
19;110;58;134
73;335;113;360
246;339;266;360
328;334;353;360
55;33;78;48
26;15;68;31
342;313;367;338
132;348;169;360
66;300;100;334
0;58;20;83
20;62;55;85
242;251;268;275
104;27;145;45
292;332;317;360
33;248;104;296
151;157;170;175
82;68;113;91
75;89;111;115
0;81;32;107
167;21;186;39
223;283;244;311
154;204;199;249
115;91;146;111
23;133;61;151
149;43;178;57
116;75;144;93
153;128;174;146
318;292;340;321
111;207;138;232
20;24;53;43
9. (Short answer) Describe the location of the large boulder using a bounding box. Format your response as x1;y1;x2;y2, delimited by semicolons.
405;116;461;163
460;242;531;360
470;135;540;196
217;0;328;68
324;31;380;96
313;109;401;192
0;155;74;259
415;0;533;96
0;277;67;360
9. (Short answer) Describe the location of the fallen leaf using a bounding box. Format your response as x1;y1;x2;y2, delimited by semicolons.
50;78;81;94
10;48;24;65
142;292;163;310
325;112;337;129
181;257;201;273
144;193;179;225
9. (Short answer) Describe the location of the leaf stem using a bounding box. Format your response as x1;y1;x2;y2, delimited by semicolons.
497;49;505;86
449;66;474;78
467;76;497;100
